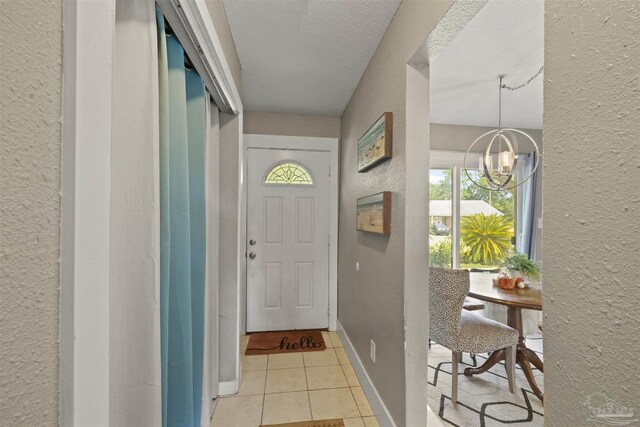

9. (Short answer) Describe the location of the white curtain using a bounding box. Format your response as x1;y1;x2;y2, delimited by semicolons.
110;0;162;425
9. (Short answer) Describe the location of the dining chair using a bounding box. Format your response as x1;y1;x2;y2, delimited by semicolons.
429;267;519;403
428;296;485;362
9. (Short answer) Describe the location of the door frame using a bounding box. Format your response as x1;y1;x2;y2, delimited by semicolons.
242;134;339;332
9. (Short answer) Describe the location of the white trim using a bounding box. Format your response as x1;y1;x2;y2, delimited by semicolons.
337;321;397;427
60;0;116;425
328;142;339;331
156;0;241;113
242;134;339;331
453;165;461;268
235;114;245;389
218;380;240;396
202;96;221;425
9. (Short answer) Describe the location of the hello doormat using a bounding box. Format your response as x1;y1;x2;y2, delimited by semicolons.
245;330;326;355
260;419;345;427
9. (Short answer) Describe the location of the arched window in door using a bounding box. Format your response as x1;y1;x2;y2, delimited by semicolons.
264;161;314;185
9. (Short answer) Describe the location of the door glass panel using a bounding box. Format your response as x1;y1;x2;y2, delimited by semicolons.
460;170;516;270
265;162;313;185
429;169;452;268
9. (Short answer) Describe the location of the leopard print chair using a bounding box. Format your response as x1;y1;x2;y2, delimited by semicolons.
429;267;518;403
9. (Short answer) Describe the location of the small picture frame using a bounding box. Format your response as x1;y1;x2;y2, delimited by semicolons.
356;192;391;236
357;112;393;172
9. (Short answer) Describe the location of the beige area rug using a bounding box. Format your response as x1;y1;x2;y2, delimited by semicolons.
245;330;326;355
260;419;345;427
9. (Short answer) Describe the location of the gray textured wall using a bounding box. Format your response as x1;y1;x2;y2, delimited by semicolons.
244;111;341;139
543;1;640;423
338;1;453;424
0;0;62;424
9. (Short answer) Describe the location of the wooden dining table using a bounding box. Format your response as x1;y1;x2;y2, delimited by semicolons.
466;273;544;401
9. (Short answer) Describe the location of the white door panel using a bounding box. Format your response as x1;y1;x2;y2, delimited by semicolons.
247;149;330;332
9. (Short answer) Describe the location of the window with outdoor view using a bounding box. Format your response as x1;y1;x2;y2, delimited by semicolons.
429;169;453;268
429;159;516;271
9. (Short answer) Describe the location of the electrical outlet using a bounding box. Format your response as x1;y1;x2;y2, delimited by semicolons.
370;339;376;363
356;262;360;272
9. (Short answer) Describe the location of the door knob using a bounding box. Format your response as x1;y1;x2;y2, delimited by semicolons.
249;252;256;260
249;239;256;246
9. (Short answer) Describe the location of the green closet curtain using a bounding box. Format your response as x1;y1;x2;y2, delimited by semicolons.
157;8;207;427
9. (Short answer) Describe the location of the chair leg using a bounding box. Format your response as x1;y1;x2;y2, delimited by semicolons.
505;345;517;393
452;351;459;404
457;352;463;363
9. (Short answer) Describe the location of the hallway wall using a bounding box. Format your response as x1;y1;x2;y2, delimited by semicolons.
244;112;340;139
543;1;640;423
0;0;62;424
338;1;453;424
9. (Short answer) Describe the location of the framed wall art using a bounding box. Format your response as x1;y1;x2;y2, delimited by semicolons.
356;192;391;235
357;112;392;172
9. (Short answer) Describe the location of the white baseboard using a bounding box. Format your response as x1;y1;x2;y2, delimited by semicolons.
336;321;397;427
218;379;239;396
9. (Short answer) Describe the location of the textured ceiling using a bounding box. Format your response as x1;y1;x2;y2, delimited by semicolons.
223;0;401;116
430;0;544;129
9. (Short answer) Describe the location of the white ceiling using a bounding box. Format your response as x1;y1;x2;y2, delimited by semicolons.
430;0;544;129
223;0;401;116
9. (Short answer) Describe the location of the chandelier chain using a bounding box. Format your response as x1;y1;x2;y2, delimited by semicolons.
500;66;544;91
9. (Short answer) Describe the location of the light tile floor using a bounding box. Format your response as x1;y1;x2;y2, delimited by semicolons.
211;331;380;427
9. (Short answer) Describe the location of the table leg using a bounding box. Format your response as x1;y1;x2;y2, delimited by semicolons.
522;347;544;373
463;348;505;376
508;306;544;401
464;306;544;402
518;351;544;402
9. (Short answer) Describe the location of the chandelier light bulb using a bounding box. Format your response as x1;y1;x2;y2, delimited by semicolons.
499;149;515;175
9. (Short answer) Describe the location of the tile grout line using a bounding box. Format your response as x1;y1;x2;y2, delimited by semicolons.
303;356;313;421
348;384;365;419
260;358;267;425
259;386;354;395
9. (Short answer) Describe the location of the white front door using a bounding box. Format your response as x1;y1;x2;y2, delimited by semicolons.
247;148;330;332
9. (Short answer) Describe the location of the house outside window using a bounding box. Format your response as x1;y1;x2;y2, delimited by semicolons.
429;151;517;271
